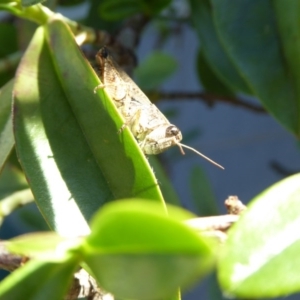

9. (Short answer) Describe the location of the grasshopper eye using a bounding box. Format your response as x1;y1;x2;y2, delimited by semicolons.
166;125;180;137
100;46;109;58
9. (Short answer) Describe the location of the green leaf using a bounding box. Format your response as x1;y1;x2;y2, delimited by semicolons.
134;51;177;90
0;164;28;199
17;204;49;232
148;156;180;206
188;0;251;94
45;21;164;201
83;200;216;300
0;80;14;173
13;21;164;236
98;0;143;21
86;0;122;32
189;166;218;216
273;0;300;131
0;163;32;229
98;0;171;20
0;23;18;86
0;255;78;300
5;231;81;257
218;173;300;298
212;0;300;136
144;0;172;15
57;0;85;6
0;23;18;58
197;50;234;97
21;0;45;7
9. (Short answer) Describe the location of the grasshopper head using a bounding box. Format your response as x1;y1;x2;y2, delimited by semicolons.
141;125;225;169
141;125;182;155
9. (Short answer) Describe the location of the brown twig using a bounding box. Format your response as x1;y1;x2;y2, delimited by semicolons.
157;91;266;113
0;243;25;272
185;195;246;242
185;215;239;231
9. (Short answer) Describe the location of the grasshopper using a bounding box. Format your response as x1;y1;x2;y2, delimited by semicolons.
94;46;224;169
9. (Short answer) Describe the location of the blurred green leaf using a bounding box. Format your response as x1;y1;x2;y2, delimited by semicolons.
98;0;171;21
17;204;49;232
143;0;172;15
197;49;234;97
5;232;68;257
189;166;218;216
0;164;28;199
134;51;177;90
83;200;216;300
21;0;45;7
13;21;164;236
188;0;251;94
0;23;19;84
0;164;30;229
208;272;227;300
98;0;143;21
0;255;78;300
85;0;121;32
212;0;300;136
0;80;14;172
148;156;180;206
0;189;34;228
162;107;179;119
0;23;18;115
0;24;18;57
218;173;300;298
58;0;85;6
181;128;202;144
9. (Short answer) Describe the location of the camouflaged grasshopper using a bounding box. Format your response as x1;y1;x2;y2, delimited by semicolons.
94;46;224;169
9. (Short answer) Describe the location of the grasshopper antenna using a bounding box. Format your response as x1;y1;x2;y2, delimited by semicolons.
177;143;224;170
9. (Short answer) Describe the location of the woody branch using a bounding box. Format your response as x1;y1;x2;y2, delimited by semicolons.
156;91;265;113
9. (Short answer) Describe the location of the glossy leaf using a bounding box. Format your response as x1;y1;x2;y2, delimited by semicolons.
13;22;163;237
212;0;300;136
83;200;216;300
189;0;251;94
14;26;102;236
0;80;14;173
45;21;164;201
0;255;78;300
218;173;300;298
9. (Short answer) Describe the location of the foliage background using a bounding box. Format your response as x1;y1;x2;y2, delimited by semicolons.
0;0;300;299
